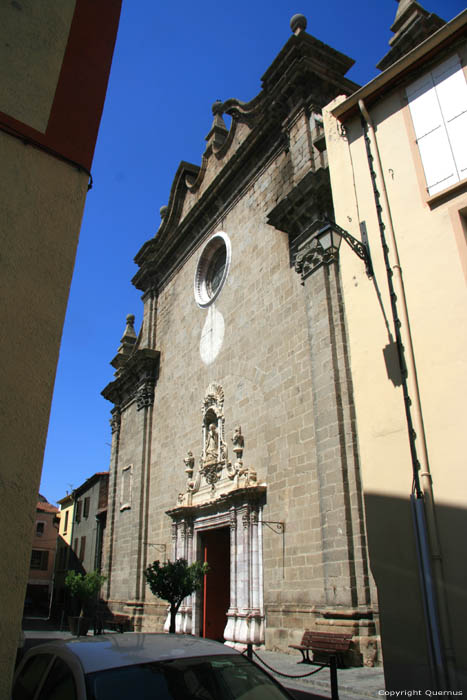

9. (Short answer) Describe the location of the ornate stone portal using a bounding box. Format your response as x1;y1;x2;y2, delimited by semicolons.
167;383;265;647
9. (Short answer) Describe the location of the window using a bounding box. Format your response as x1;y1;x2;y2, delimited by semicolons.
75;500;82;522
79;536;86;563
74;538;78;554
36;522;45;537
407;54;467;196
194;232;231;307
83;497;90;518
30;550;48;570
86;655;291;700
120;465;132;511
63;510;69;534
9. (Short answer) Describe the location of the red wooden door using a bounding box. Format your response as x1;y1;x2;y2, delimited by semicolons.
201;528;230;641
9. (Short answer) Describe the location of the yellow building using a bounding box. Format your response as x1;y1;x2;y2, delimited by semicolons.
0;1;121;694
57;494;75;547
323;3;467;692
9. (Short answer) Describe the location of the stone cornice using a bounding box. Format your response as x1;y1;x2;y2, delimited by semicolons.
166;484;267;520
267;168;333;239
101;348;160;409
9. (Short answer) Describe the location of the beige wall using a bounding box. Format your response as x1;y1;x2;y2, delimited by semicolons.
0;0;76;131
324;45;467;689
0;131;88;695
0;0;120;692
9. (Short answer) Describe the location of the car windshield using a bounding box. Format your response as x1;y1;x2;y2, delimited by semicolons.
86;654;291;700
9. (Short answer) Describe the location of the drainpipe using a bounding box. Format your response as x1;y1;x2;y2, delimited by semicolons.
357;98;456;690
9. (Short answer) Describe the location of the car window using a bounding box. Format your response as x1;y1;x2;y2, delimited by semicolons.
88;664;170;700
36;657;77;700
86;655;291;700
13;654;53;700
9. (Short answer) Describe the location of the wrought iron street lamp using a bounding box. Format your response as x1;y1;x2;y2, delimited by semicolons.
295;220;373;279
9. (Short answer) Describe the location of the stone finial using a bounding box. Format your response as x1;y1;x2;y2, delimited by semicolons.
110;314;137;373
160;205;168;219
377;0;445;71
212;100;224;115
290;14;307;35
120;314;136;344
205;101;228;151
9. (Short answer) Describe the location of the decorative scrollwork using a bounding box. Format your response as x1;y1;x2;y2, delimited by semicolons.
136;380;155;411
110;409;121;434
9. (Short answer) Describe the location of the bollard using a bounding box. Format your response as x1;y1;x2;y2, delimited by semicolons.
247;643;253;660
329;655;339;700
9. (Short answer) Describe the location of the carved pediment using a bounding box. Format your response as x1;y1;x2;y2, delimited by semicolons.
132;23;360;296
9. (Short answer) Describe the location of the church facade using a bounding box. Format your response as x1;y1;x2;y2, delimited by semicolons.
101;15;379;664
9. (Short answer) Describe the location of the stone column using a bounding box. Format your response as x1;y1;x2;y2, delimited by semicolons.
179;520;196;634
235;505;251;644
130;377;155;606
295;233;371;613
224;506;238;645
249;506;263;644
103;407;121;600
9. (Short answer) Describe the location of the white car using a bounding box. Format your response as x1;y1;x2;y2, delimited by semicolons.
12;633;295;699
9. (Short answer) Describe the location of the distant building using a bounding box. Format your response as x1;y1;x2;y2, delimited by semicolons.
53;493;76;621
0;1;121;692
324;2;467;691
72;472;109;575
26;497;59;616
54;474;109;620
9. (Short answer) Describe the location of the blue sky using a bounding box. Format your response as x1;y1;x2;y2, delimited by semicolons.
40;0;465;504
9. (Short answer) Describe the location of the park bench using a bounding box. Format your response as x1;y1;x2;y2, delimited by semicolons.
289;629;353;667
95;612;131;634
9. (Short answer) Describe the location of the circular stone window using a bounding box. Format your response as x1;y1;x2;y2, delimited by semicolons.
194;232;231;307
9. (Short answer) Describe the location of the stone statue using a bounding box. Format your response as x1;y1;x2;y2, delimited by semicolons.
232;425;244;449
184;450;195;474
205;423;219;462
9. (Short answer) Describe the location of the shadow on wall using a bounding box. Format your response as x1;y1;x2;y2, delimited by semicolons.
364;493;467;692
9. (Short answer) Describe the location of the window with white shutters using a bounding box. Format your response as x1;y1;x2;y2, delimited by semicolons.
406;55;467;196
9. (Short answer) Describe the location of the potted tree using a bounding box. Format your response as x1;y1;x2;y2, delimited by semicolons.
144;558;207;634
65;570;106;636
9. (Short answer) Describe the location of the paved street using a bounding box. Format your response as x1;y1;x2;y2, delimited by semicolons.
22;617;385;700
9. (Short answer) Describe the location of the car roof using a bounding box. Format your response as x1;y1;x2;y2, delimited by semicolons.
27;634;240;674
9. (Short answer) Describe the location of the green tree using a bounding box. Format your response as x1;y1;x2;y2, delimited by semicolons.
144;558;208;634
65;570;106;618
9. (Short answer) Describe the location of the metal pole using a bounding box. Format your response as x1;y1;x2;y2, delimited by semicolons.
329;655;339;700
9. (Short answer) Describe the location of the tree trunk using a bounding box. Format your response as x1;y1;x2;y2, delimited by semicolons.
169;605;177;634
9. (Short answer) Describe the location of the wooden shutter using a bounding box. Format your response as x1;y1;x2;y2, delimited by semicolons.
79;536;86;562
407;68;457;195
433;56;467;182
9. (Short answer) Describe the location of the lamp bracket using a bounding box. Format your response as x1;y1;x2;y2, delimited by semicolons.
332;222;373;276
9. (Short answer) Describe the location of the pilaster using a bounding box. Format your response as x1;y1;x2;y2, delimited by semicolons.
296;235;371;609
